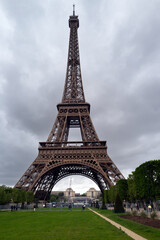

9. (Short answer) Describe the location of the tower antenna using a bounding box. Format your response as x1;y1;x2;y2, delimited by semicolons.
73;4;75;16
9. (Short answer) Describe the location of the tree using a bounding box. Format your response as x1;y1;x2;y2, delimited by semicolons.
114;193;125;213
127;174;136;202
0;186;34;206
26;191;34;204
50;194;59;202
0;186;12;204
104;190;109;203
108;185;117;203
12;188;26;204
0;186;7;204
5;187;13;203
133;160;160;202
58;192;64;197
117;179;128;201
81;193;87;196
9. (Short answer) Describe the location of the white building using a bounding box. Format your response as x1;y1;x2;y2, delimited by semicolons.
86;188;101;199
64;188;75;198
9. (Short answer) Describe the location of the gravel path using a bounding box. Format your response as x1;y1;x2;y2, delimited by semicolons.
88;208;147;240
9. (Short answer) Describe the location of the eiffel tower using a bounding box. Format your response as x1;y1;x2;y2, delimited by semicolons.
15;7;124;200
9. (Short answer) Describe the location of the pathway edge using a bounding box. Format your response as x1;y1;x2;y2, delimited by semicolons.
88;208;147;240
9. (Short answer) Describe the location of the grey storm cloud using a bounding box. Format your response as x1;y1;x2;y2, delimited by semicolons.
0;0;160;193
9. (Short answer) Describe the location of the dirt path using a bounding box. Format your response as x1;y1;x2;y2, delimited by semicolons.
88;208;147;240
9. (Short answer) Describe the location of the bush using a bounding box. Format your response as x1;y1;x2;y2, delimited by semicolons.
132;210;138;216
140;211;147;218
151;212;157;219
114;193;125;213
126;211;131;215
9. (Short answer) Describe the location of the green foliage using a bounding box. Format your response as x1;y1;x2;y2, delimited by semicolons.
50;192;67;203
98;209;160;240
0;186;7;204
0;186;34;205
101;192;107;209
105;190;110;203
108;185;117;202
117;179;128;201
127;174;136;202
126;211;132;215
103;190;107;203
114;193;125;213
58;192;64;197
101;201;106;209
140;211;147;218
81;193;87;196
26;191;34;203
151;212;157;219
132;210;138;216
133;160;160;201
0;185;12;204
50;194;59;202
12;188;26;204
106;160;160;204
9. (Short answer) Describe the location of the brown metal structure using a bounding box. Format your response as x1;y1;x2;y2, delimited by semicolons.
15;8;124;200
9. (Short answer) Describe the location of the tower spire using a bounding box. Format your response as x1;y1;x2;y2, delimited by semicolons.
62;8;85;103
73;4;75;16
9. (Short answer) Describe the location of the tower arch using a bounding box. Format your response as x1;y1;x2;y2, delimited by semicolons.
32;163;109;200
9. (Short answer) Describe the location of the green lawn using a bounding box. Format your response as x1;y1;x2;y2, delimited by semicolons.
0;209;132;240
97;209;160;240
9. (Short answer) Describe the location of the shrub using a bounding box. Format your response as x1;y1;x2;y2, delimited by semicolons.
151;212;157;219
132;210;138;216
126;211;131;215
114;193;125;213
140;211;147;218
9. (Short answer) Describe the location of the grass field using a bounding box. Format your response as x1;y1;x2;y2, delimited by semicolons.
0;208;132;240
97;209;160;240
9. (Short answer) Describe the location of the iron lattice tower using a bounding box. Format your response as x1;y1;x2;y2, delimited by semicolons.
15;8;124;200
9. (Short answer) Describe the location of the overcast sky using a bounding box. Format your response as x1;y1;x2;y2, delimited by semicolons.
0;0;160;194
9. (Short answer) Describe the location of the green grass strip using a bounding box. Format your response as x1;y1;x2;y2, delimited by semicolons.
97;209;160;240
0;209;132;240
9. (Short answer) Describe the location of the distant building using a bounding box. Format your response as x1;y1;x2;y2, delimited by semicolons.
51;188;101;200
64;188;75;198
51;191;64;195
75;193;81;196
86;188;101;199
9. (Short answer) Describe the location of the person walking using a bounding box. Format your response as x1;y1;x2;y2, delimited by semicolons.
82;204;85;211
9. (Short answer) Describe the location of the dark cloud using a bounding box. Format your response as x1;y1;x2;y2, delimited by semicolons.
0;0;160;193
